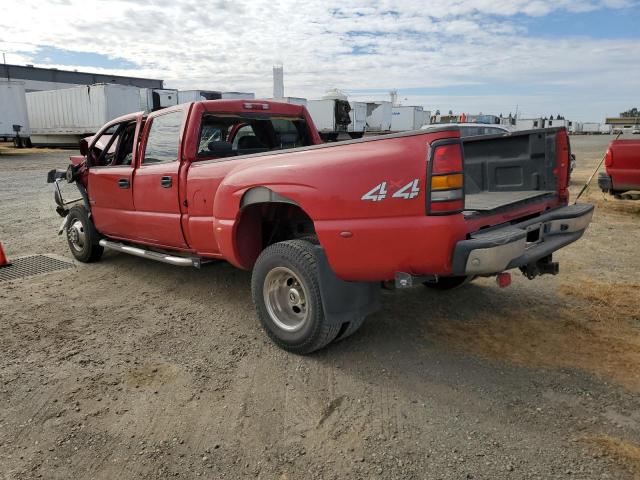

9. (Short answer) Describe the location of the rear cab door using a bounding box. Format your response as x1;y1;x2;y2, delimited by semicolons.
131;104;190;248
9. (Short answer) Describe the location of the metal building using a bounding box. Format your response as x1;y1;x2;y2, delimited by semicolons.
0;63;163;92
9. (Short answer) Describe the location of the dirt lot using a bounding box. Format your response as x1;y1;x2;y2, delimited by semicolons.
1;135;639;480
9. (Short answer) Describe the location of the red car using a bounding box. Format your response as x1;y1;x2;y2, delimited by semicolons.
599;139;640;198
48;100;593;353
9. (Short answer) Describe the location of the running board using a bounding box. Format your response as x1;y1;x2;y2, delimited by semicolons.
98;240;203;268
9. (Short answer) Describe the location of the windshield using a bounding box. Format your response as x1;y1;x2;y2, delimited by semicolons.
196;113;312;159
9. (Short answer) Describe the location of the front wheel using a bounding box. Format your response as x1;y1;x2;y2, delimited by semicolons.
423;275;474;290
251;240;341;354
65;206;103;263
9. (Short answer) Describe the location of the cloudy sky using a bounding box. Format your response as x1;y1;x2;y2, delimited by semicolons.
2;0;639;121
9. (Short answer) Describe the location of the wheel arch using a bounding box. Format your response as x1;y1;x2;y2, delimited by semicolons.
234;187;318;270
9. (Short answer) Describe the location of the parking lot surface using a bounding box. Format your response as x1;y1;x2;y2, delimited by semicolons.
1;135;639;479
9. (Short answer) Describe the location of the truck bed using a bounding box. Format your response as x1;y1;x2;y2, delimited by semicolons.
465;190;555;211
462;130;561;214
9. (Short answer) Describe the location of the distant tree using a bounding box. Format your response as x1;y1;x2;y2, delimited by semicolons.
620;107;639;117
448;110;453;115
435;109;440;116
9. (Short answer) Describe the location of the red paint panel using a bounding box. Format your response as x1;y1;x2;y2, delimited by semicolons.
606;139;640;190
87;166;134;237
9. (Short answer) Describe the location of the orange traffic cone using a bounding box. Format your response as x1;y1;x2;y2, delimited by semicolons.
0;243;10;267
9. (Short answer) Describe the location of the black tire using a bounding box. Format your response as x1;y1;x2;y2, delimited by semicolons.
251;240;341;354
65;206;103;263
423;275;473;290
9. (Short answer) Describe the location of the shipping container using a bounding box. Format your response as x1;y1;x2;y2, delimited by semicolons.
0;80;31;146
348;101;367;137
26;83;140;146
139;88;178;112
391;106;424;131
365;101;392;131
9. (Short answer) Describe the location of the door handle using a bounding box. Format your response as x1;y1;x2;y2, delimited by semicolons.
160;176;172;188
118;178;130;189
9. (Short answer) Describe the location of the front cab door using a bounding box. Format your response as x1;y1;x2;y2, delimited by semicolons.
87;115;142;238
132;106;188;248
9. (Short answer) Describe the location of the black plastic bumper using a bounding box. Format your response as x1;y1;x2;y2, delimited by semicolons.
452;203;594;276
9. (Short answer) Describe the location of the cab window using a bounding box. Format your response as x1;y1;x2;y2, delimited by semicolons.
196;113;312;159
88;120;137;167
142;110;184;164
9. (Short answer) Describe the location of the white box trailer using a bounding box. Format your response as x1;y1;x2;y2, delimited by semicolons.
569;122;582;134
0;80;31;147
221;92;255;100
515;118;545;130
178;90;223;103
600;124;613;134
139;88;178;112
365;101;392;131
267;97;308;107
421;110;432;128
26;83;141;146
391;106;424;131
307;99;353;141
581;122;601;134
348;101;367;138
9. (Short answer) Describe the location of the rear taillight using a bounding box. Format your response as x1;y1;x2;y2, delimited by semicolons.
427;141;464;214
604;148;613;168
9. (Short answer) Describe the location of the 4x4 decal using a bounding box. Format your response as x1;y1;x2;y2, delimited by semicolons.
361;179;420;202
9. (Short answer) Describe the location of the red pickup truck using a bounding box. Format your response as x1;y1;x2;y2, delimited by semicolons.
48;100;593;353
598;139;640;199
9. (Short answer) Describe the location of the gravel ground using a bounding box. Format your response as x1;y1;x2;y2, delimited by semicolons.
0;135;639;480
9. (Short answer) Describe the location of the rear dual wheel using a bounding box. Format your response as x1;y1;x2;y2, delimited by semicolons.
252;240;365;354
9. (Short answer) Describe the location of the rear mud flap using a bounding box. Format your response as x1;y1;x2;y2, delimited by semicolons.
312;246;381;325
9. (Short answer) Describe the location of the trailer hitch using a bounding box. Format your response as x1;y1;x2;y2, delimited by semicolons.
519;255;559;280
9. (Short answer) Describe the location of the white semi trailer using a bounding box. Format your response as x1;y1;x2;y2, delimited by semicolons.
391;106;425;131
365;101;392;132
139;88;178;112
347;101;367;138
307;98;354;141
0;80;31;147
26;83;140;147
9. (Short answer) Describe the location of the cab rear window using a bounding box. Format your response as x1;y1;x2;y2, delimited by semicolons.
196;113;312;159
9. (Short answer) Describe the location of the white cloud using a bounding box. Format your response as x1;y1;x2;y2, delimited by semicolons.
1;0;638;120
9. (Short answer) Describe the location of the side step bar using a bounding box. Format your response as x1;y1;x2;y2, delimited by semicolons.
98;239;203;268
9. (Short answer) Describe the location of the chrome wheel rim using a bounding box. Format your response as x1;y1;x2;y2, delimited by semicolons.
263;267;309;332
67;219;86;252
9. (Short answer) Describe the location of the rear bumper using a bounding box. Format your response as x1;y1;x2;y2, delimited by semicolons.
598;172;612;192
451;203;594;275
